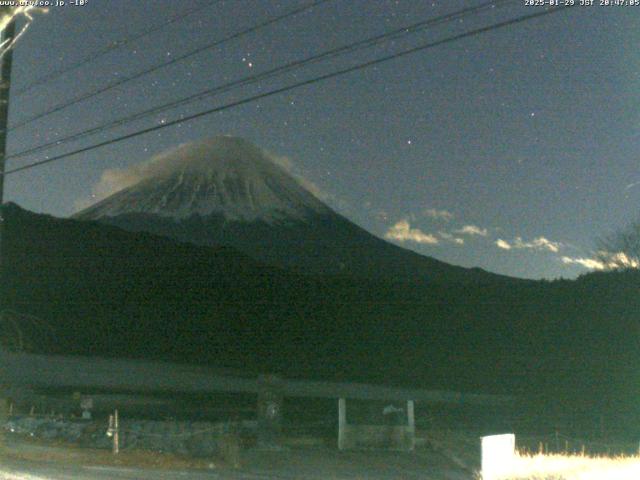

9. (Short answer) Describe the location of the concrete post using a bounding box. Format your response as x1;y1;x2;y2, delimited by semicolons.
407;400;415;451
257;374;284;449
80;396;93;420
338;397;346;450
113;409;119;455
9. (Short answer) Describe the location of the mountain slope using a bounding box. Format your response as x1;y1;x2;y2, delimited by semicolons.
74;136;516;284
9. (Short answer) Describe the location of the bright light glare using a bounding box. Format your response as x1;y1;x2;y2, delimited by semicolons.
0;468;54;480
0;6;47;59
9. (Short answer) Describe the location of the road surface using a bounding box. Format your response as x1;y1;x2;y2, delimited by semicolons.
0;446;473;479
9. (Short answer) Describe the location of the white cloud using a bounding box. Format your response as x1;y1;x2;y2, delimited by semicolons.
296;175;333;203
515;236;561;253
74;142;209;212
423;208;453;221
495;236;562;253
561;256;606;270
270;154;294;171
438;231;464;245
73;163;145;212
496;239;512;250
385;219;439;245
258;153;339;206
455;225;488;237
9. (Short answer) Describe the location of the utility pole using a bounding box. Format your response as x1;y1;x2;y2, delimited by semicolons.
0;10;13;450
0;12;15;290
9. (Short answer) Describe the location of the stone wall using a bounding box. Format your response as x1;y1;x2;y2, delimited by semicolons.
5;415;256;457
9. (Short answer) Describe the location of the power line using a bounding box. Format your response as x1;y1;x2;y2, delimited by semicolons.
15;0;222;96
4;5;575;177
7;0;515;161
10;0;332;131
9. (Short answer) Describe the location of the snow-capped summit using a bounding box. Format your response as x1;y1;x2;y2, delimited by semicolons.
75;136;329;224
74;136;513;283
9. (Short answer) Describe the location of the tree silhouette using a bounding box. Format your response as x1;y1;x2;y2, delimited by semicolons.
596;222;640;270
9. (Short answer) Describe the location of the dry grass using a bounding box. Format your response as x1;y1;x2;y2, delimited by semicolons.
485;452;640;480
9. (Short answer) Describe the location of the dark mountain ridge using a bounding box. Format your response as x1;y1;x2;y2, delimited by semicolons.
3;203;639;436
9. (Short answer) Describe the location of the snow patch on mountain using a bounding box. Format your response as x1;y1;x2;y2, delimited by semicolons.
75;136;330;223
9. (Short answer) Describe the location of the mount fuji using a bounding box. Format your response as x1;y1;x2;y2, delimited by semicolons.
74;136;511;284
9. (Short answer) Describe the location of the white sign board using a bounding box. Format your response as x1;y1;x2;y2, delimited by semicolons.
481;433;515;480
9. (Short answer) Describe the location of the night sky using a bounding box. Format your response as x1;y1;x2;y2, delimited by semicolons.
3;0;639;280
